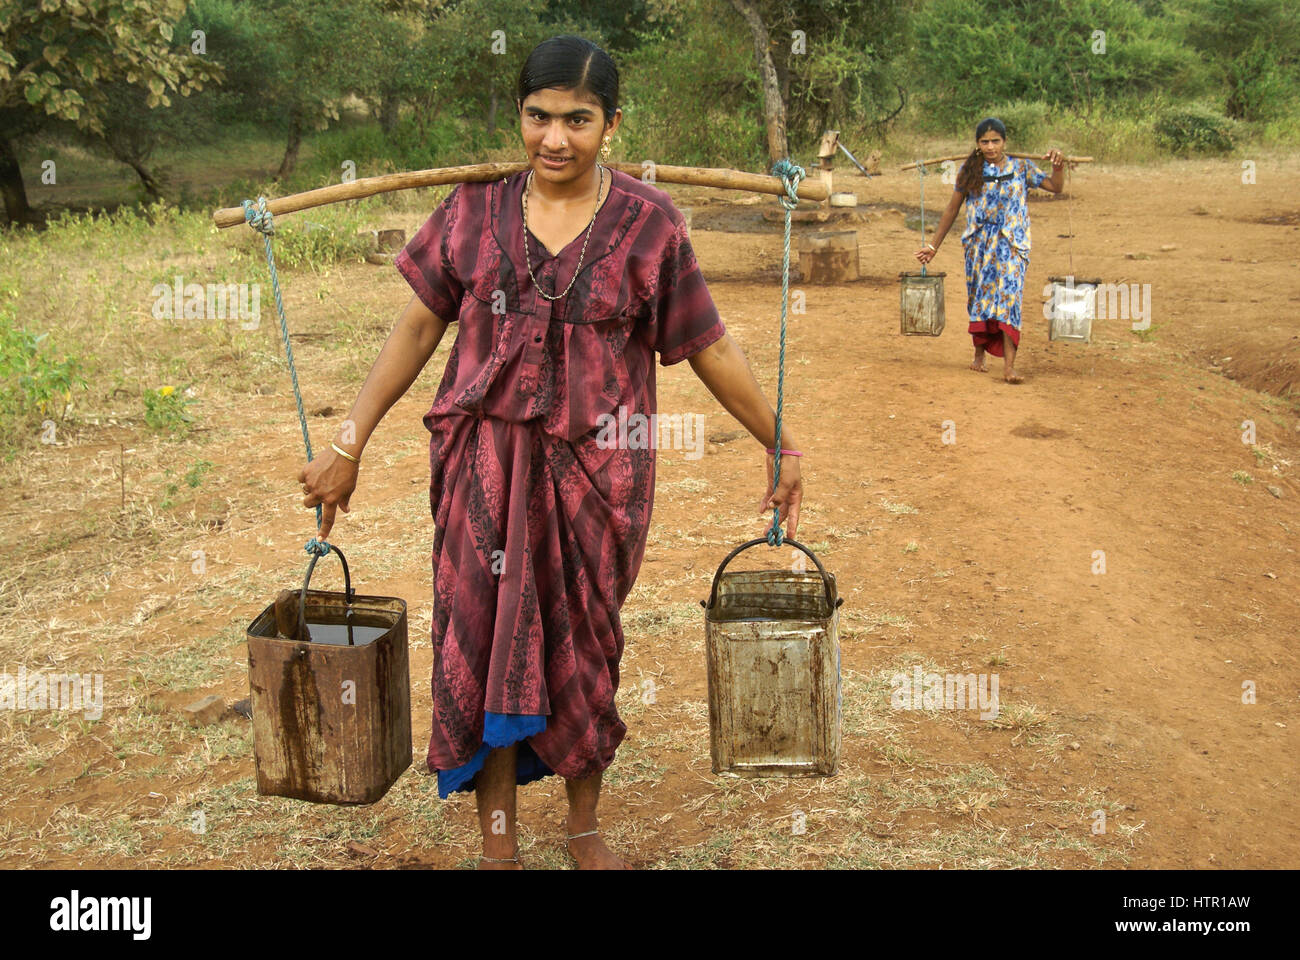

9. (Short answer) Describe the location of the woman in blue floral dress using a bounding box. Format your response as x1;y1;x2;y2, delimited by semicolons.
917;118;1065;383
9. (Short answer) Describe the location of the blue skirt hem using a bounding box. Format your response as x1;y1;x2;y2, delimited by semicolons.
436;712;552;799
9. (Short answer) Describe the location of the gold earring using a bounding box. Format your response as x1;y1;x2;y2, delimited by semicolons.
600;136;613;161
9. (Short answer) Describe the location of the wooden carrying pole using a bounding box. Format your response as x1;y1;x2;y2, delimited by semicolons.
899;152;1093;171
212;160;829;229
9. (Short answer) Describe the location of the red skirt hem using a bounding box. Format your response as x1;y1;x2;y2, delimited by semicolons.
969;320;1020;358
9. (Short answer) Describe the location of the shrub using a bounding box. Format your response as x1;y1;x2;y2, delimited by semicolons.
985;100;1052;147
242;203;375;270
1154;104;1236;154
0;303;87;441
143;384;198;435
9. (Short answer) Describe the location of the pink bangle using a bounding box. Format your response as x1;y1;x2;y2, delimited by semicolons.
765;448;803;457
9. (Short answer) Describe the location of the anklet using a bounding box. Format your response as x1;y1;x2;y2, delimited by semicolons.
566;829;599;840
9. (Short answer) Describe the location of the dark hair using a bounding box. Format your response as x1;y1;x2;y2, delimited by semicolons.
516;35;620;126
956;116;1008;197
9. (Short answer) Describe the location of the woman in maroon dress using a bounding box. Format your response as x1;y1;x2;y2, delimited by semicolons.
299;35;803;869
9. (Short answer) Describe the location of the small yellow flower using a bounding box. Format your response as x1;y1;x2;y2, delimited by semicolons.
159;385;175;397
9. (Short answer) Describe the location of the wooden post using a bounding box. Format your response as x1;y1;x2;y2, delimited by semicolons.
817;130;838;213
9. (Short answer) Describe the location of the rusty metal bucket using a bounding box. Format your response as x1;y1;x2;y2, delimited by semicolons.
245;545;411;805
1045;275;1102;343
899;271;946;336
701;538;843;778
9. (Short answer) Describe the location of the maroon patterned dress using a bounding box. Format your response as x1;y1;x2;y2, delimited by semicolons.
395;166;726;796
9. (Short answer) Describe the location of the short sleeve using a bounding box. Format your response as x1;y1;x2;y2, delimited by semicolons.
395;185;464;322
1024;159;1047;190
650;214;726;365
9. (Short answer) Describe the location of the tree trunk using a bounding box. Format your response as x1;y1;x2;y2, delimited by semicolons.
776;54;790;113
729;0;788;164
0;136;32;225
379;89;399;135
487;90;499;137
125;158;162;201
276;107;304;181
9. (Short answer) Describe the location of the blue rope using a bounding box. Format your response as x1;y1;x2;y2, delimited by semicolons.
917;160;928;277
766;158;805;547
242;196;330;558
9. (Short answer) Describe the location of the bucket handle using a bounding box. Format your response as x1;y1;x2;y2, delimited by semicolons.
298;543;356;631
701;537;843;612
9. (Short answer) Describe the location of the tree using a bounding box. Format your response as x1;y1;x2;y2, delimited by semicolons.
0;0;220;223
693;0;911;165
413;0;597;152
1175;0;1300;121
729;0;788;161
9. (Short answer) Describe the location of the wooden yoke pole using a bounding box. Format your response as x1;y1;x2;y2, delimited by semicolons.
900;153;1093;171
816;131;838;210
212;161;829;229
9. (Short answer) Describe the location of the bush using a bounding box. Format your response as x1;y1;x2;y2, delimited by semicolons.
308;116;466;180
241;202;376;270
143;384;198;435
985;100;1052;147
1154;104;1236;155
0;302;87;445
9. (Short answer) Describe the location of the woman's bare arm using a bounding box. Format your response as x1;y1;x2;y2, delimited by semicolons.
917;190;964;264
300;294;449;538
687;332;802;537
1038;149;1066;193
335;294;449;455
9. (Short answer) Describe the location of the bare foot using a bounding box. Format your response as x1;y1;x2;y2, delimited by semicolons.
566;831;631;870
969;359;988;372
1003;370;1024;384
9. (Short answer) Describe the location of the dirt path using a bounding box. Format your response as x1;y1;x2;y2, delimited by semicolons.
1;155;1297;869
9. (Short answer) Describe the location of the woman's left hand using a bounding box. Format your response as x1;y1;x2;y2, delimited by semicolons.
759;453;802;540
1045;148;1065;169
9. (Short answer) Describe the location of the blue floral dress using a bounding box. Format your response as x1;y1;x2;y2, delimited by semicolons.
958;156;1047;357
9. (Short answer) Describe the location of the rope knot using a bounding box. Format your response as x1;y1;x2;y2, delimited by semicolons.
242;197;275;236
305;537;331;557
770;158;806;211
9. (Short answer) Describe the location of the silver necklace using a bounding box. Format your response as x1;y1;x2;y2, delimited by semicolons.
522;164;606;301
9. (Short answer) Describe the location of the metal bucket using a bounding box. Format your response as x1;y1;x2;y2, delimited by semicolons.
245;546;411;805
701;538;843;778
1045;275;1102;343
899;271;946;336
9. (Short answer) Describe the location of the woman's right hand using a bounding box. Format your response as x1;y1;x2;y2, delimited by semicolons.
298;448;359;541
915;243;937;265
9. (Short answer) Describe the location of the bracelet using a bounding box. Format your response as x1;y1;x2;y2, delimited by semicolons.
924;243;936;251
765;448;803;457
330;442;360;464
